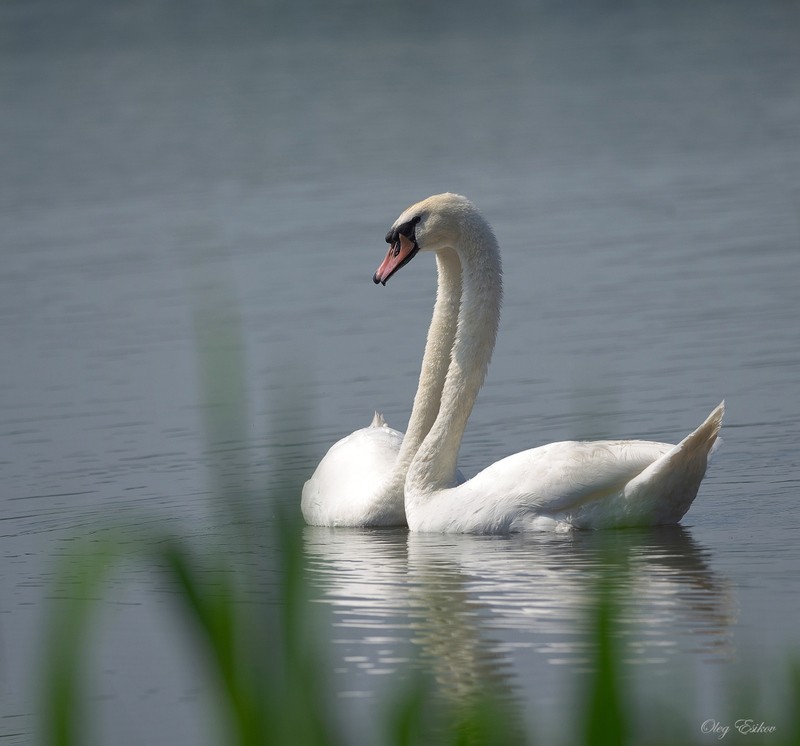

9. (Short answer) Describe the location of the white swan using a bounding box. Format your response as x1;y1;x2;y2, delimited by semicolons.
301;218;464;526
374;193;724;533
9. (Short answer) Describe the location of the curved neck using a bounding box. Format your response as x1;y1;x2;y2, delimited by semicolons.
406;220;503;500
389;248;462;482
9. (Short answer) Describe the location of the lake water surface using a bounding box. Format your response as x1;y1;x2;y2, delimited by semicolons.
2;1;800;743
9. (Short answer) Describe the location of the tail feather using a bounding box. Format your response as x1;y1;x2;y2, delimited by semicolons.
370;411;388;428
624;401;725;524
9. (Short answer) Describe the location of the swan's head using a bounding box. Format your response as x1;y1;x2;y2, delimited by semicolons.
373;193;476;285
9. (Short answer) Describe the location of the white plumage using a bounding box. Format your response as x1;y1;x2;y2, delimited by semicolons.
302;193;723;532
301;412;404;527
386;194;724;533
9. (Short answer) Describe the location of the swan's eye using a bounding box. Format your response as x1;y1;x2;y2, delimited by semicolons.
397;216;421;240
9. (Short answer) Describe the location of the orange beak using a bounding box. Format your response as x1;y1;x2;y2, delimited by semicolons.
373;233;418;285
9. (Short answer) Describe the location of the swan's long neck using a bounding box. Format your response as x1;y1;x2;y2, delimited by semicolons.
377;248;461;508
406;216;502;501
396;248;462;464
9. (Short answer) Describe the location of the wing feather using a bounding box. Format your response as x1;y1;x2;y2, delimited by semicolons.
467;439;673;513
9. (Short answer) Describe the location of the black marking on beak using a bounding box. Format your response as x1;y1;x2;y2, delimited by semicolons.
385;215;421;246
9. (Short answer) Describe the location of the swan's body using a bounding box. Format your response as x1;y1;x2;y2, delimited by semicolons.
405;418;722;533
374;193;723;534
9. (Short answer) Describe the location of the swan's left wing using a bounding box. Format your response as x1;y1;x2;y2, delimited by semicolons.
460;439;673;525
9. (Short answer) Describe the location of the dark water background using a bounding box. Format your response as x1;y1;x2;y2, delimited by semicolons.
2;1;799;743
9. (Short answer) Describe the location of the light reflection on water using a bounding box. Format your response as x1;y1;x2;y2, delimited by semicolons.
305;524;733;712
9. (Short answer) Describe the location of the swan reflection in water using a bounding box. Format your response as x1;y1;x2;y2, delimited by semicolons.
304;525;733;715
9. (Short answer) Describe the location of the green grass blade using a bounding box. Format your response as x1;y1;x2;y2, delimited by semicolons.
583;571;628;746
41;538;121;746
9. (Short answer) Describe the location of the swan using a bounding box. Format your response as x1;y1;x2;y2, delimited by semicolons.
301;215;465;526
374;193;724;533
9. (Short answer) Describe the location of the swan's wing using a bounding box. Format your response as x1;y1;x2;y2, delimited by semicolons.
421;440;671;533
302;417;404;526
445;402;724;532
413;440;672;533
467;439;674;514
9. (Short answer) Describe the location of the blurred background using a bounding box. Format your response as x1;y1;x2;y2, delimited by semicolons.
1;0;799;743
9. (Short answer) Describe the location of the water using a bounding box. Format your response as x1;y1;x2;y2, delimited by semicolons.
2;1;800;743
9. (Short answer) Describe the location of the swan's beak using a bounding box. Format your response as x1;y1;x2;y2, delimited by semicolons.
373;233;418;285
